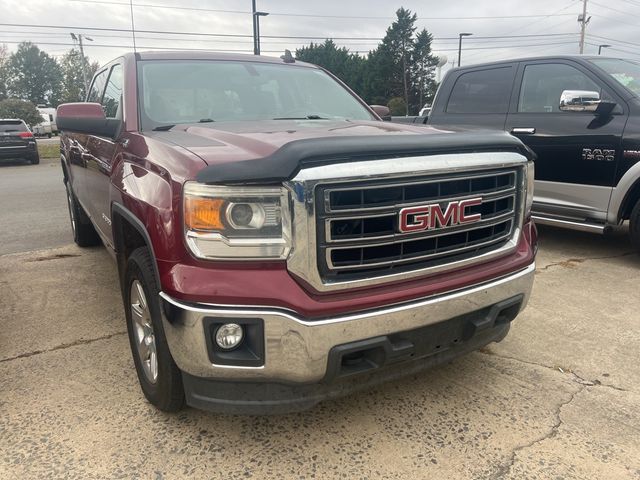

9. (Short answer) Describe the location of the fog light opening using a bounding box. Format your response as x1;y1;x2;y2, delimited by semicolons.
215;323;244;350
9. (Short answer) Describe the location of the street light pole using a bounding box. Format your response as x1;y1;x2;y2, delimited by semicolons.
254;12;268;55
598;44;611;55
252;0;258;55
457;33;472;67
251;1;269;55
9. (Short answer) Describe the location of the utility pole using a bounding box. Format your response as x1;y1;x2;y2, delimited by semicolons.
70;33;92;96
578;0;590;54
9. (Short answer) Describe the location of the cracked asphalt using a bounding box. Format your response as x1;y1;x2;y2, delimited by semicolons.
1;164;640;479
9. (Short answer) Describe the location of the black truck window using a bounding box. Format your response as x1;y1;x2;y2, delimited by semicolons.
102;64;123;118
86;69;109;103
518;63;601;113
446;67;512;114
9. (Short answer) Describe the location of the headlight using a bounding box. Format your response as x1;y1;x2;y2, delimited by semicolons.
183;182;291;260
525;161;534;218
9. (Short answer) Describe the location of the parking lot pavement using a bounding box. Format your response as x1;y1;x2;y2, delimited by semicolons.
0;162;71;255
1;226;639;477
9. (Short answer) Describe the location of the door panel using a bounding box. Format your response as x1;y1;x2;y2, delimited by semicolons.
83;64;123;248
533;180;612;222
506;61;627;219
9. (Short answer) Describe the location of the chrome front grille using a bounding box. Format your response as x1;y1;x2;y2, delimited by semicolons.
285;152;529;292
315;169;519;281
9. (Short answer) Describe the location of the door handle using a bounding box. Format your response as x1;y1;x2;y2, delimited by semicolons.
511;127;536;134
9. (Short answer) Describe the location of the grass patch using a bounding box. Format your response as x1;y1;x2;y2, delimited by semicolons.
38;142;60;159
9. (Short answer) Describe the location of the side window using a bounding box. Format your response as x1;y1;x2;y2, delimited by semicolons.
86;69;109;103
102;65;123;118
518;63;602;113
446;67;513;114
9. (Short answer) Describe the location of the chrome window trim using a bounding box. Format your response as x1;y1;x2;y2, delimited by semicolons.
285;151;530;292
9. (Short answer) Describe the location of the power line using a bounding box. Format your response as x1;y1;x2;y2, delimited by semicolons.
0;23;581;42
66;0;577;20
590;13;640;27
588;34;640;48
616;0;640;7
0;30;577;47
607;46;640;58
0;39;585;55
590;0;638;17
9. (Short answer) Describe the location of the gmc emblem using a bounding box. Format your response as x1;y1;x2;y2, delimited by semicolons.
399;198;482;233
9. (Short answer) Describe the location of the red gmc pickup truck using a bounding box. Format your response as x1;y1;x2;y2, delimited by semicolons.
56;51;537;414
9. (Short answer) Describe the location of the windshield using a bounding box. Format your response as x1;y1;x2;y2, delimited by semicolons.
138;60;374;129
0;120;27;133
590;58;640;96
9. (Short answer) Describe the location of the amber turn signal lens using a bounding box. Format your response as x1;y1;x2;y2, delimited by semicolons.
184;197;225;230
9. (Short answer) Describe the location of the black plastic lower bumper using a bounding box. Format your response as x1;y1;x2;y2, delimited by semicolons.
182;296;522;415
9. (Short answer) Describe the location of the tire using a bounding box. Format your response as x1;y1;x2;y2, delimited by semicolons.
125;247;185;412
64;181;100;247
29;153;40;165
630;198;640;254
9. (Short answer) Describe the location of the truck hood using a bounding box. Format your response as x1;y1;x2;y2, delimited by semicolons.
145;119;531;184
145;119;439;167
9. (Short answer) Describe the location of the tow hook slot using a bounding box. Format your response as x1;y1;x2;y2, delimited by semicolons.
463;295;523;340
326;337;415;380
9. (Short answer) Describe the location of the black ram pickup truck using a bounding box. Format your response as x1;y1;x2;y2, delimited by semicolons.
400;56;640;250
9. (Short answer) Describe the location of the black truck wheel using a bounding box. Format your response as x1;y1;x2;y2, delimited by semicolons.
125;247;185;412
65;181;100;247
630;198;640;254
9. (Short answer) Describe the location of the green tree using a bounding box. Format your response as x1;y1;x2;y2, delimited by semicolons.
295;40;366;94
59;49;100;103
387;97;407;116
366;8;417;115
6;42;62;106
0;44;9;101
0;98;42;127
411;29;438;112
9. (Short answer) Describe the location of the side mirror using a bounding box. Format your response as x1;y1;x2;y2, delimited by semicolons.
559;90;616;115
370;105;392;121
56;102;121;138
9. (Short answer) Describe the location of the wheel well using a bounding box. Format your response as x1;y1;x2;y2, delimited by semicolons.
619;179;640;221
112;210;153;290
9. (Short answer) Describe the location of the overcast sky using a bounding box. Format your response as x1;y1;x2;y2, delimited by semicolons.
1;0;638;73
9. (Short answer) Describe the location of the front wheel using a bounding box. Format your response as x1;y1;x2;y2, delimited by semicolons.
630;198;640;254
29;152;40;165
125;247;185;411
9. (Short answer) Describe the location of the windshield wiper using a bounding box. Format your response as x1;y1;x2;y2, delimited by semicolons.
272;115;329;120
198;118;215;123
152;124;175;131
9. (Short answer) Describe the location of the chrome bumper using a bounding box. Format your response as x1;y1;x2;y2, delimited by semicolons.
160;262;535;383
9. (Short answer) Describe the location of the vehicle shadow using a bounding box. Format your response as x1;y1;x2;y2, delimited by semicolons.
535;222;639;268
0;158;33;167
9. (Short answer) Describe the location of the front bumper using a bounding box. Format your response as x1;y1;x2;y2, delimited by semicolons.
160;262;535;386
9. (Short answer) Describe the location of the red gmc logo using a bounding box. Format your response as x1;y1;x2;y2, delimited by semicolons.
399;198;483;233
